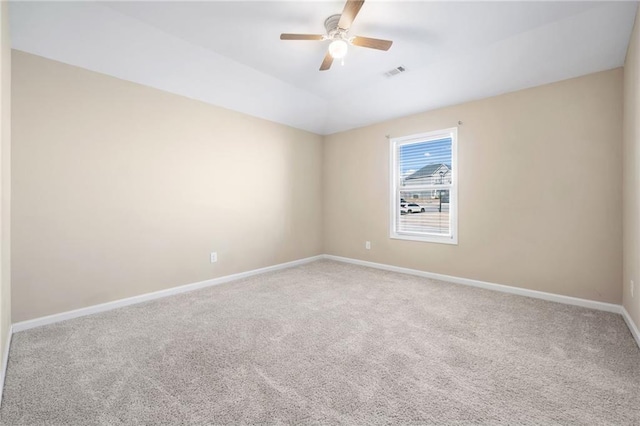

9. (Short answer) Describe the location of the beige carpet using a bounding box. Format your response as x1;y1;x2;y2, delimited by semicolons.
1;260;639;425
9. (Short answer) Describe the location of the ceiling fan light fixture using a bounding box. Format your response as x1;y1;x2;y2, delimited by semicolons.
328;39;348;59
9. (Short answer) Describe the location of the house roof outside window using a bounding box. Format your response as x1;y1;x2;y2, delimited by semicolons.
404;163;451;182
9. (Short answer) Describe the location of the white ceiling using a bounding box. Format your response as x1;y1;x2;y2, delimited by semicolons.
9;1;639;135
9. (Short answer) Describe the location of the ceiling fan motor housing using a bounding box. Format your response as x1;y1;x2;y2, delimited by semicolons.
324;14;347;40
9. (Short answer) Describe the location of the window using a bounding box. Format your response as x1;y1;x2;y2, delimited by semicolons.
390;128;457;244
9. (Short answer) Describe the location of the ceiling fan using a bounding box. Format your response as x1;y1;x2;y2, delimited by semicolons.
280;0;393;71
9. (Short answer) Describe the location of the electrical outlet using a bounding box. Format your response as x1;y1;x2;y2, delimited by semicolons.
365;241;371;250
631;280;635;298
210;252;218;263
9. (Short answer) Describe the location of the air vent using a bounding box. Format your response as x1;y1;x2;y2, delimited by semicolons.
384;65;406;78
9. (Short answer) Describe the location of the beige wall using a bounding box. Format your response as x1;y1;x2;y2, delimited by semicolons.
10;50;628;322
324;69;623;304
623;9;640;331
11;50;323;322
0;1;11;372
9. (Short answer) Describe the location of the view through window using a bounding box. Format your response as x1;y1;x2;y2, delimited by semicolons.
390;129;457;244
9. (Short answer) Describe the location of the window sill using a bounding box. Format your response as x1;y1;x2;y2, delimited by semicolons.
390;233;458;245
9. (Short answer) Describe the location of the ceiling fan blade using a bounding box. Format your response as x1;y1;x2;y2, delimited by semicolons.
338;0;365;30
280;34;325;41
351;36;393;51
320;51;334;71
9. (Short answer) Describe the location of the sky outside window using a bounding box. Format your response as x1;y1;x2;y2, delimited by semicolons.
399;138;452;178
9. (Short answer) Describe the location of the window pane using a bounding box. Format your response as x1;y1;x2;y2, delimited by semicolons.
391;129;457;244
398;190;450;236
399;138;452;188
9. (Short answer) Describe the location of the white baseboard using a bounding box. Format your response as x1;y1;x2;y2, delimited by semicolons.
621;307;640;349
324;255;623;314
12;255;323;333
11;253;632;338
0;325;12;406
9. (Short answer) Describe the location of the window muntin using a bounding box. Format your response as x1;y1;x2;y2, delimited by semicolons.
390;129;457;244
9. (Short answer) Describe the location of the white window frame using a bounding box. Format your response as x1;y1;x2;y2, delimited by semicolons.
389;128;458;245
